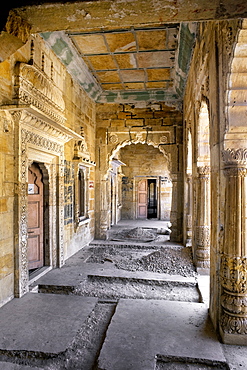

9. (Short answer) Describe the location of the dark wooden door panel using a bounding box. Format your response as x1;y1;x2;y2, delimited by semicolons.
27;163;44;270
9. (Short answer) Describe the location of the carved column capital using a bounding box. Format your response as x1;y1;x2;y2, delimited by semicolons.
197;165;210;177
222;148;247;177
10;110;22;123
222;148;247;167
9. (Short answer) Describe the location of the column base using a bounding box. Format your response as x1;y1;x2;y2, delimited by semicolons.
220;327;247;345
197;267;210;275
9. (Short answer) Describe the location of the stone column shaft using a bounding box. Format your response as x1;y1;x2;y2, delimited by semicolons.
186;173;192;246
220;148;247;344
195;166;210;270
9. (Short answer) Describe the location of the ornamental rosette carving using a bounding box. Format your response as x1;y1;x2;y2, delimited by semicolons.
109;134;118;144
220;254;247;294
160;135;168;144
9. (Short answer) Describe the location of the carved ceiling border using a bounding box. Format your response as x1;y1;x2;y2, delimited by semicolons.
14;62;66;125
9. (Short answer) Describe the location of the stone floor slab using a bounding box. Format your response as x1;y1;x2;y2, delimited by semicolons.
0;293;97;354
98;299;226;370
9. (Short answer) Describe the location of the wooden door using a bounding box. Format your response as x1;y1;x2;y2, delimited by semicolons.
27;163;44;270
138;179;147;219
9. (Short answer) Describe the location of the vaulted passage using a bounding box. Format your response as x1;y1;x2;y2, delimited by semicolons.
1;2;247;368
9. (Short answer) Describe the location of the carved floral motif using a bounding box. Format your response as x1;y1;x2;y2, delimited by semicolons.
220;254;247;335
221;255;247;294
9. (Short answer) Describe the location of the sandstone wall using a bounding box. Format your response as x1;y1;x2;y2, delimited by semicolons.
0;34;96;304
120;143;171;220
95;103;183;241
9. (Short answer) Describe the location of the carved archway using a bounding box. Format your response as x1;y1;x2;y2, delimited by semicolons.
109;138;171;175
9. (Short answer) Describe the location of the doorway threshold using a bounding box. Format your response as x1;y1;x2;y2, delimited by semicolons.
29;266;53;287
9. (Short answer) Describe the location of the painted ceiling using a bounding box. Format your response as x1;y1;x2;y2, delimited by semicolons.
42;22;196;105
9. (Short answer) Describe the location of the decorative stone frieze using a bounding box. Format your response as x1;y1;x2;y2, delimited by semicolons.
14;62;65;125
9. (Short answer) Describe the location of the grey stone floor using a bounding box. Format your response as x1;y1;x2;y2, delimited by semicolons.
0;220;247;369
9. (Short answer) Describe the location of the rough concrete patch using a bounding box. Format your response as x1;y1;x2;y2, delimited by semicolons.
74;275;200;302
87;244;196;277
110;226;157;242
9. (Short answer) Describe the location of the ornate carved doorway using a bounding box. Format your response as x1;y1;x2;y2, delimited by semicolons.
27;163;44;271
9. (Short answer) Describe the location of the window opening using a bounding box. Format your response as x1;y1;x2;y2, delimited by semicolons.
78;168;85;219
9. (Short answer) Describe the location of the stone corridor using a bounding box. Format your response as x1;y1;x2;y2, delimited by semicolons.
2;0;247;364
0;221;246;369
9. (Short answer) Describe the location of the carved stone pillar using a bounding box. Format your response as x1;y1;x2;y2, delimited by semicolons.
220;148;247;344
186;174;192;247
195;166;210;270
98;176;110;240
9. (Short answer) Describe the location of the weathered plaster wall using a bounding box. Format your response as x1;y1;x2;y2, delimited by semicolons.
95;103;183;241
0;34;96;305
183;19;239;333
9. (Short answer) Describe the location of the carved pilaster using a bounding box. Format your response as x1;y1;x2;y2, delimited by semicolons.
220;148;247;344
195;165;210;270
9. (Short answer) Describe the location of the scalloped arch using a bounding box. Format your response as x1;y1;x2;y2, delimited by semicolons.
108;138;171;174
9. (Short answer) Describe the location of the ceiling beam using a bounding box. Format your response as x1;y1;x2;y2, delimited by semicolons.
5;0;247;36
